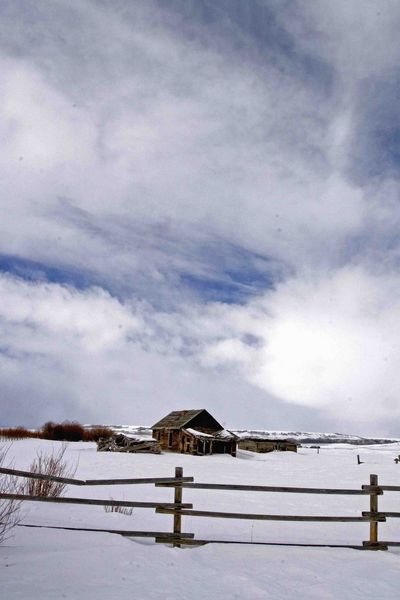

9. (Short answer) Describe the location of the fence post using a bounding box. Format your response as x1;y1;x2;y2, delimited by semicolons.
369;474;378;546
363;473;387;550
173;466;183;547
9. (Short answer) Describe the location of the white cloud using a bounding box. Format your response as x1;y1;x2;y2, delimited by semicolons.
1;266;400;433
0;275;140;352
246;268;400;423
0;274;290;429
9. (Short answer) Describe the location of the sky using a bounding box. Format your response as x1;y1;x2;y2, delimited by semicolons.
1;0;400;435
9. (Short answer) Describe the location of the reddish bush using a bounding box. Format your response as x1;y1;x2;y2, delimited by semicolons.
40;422;113;442
83;426;114;442
24;445;76;497
0;427;39;440
1;422;114;443
41;421;85;442
0;446;22;543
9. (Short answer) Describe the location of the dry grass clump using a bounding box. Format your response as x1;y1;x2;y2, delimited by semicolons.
25;444;76;497
104;502;133;516
0;445;22;543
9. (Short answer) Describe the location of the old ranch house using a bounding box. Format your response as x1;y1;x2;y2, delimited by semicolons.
238;437;300;453
152;409;237;457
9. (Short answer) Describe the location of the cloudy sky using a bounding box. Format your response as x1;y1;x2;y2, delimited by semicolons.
1;0;400;435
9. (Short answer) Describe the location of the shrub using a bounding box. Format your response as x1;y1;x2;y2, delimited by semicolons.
83;426;114;442
41;421;85;442
0;446;22;543
40;422;114;442
25;444;76;497
0;427;39;440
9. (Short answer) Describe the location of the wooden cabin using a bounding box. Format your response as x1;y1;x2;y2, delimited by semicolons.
238;438;300;453
152;409;237;456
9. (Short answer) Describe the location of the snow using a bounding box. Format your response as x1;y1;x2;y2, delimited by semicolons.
185;427;214;438
1;438;400;599
105;426;155;441
232;429;400;445
185;427;235;440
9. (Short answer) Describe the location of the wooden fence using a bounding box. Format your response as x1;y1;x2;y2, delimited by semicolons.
1;466;399;550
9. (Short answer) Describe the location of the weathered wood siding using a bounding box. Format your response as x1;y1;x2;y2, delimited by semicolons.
153;429;181;452
153;428;237;456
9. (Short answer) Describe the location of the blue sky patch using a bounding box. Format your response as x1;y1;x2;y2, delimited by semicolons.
0;254;93;290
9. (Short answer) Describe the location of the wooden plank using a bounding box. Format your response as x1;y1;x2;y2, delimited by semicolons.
0;493;192;509
155;537;206;546
17;523;194;538
361;485;384;495
363;511;400;518
156;482;369;495
380;541;400;546
362;541;388;551
0;467;194;486
0;466;86;486
85;476;194;486
156;508;383;522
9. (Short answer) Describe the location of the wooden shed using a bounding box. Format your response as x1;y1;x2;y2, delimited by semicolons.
152;409;237;456
238;438;300;453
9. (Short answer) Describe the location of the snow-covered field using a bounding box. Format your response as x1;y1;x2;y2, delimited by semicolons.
1;438;400;599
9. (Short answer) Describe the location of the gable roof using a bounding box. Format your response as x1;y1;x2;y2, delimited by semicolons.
152;409;221;430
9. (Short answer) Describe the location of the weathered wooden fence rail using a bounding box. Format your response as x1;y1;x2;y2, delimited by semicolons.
0;466;193;486
1;467;398;550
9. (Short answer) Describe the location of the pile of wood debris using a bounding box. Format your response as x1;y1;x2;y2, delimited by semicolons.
97;433;161;453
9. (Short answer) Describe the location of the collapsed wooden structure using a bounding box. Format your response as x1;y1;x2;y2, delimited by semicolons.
152;409;237;456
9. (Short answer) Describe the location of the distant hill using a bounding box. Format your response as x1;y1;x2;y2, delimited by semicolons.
232;430;400;445
93;424;400;445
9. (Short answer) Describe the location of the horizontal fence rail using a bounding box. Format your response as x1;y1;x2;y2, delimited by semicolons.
363;485;400;492
0;492;192;510
0;466;86;486
156;482;373;495
364;512;400;519
84;476;194;486
2;465;399;550
0;467;193;486
156;507;385;522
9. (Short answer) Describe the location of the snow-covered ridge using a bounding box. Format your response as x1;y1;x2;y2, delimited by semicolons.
232;430;400;445
90;425;400;445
